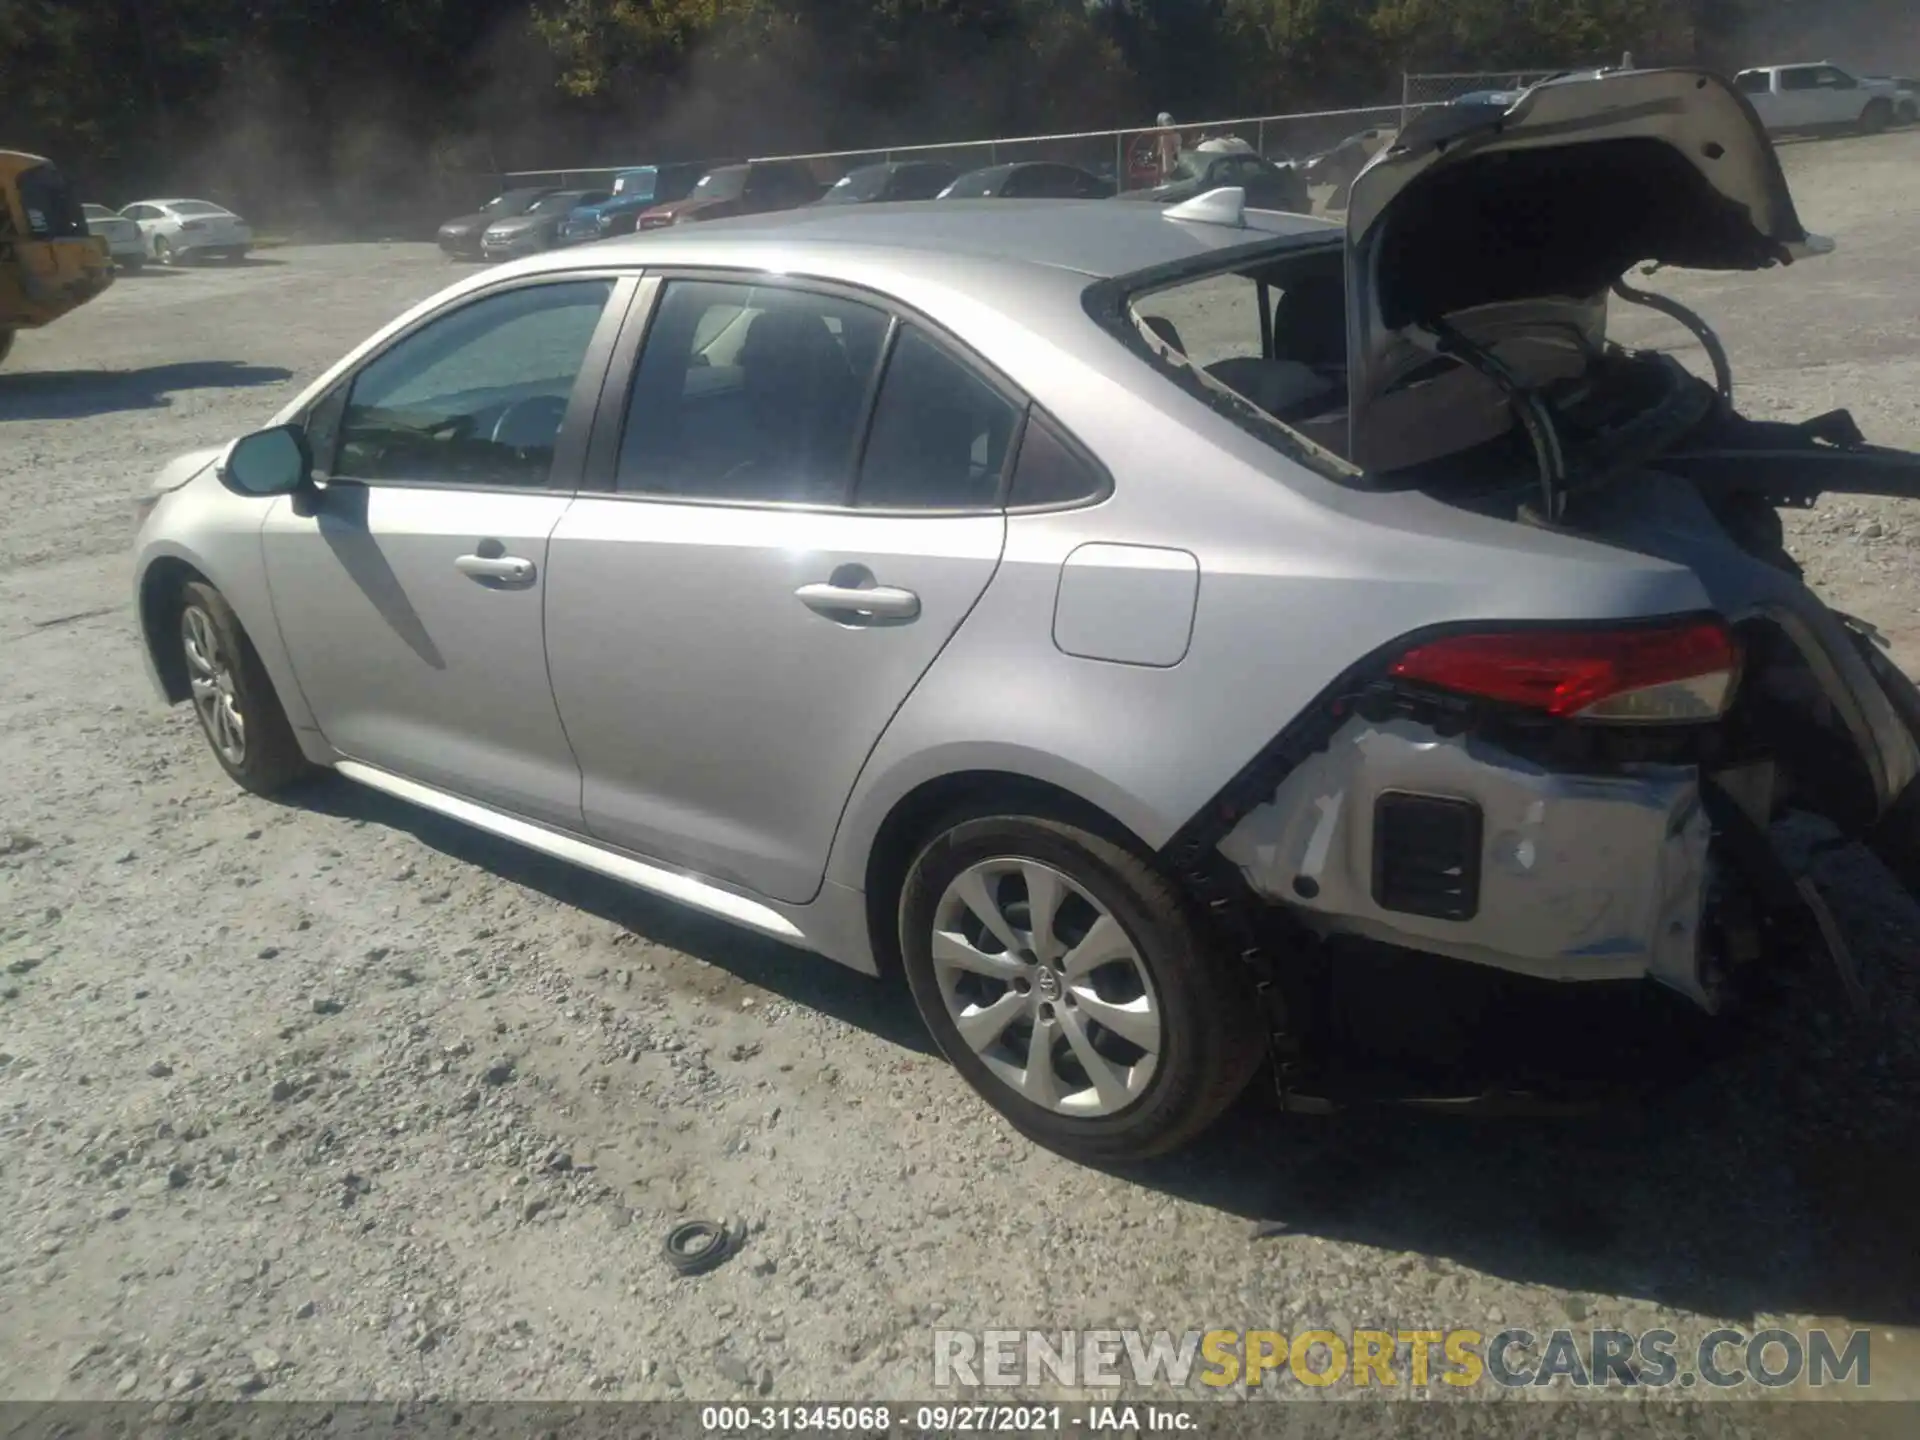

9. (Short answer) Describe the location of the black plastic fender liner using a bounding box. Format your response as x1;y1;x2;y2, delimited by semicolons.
1845;620;1920;901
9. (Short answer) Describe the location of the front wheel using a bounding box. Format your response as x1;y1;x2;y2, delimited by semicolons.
153;236;175;266
0;329;13;368
120;255;145;274
898;811;1265;1164
178;581;311;795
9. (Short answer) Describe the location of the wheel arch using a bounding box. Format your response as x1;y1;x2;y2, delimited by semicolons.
855;762;1164;978
137;552;214;704
133;534;323;751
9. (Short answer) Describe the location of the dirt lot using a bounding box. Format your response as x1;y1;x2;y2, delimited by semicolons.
4;133;1920;1415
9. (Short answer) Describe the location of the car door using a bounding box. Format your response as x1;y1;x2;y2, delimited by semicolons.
1773;66;1823;128
261;273;633;828
121;204;157;246
544;275;1019;903
1734;71;1779;128
1810;66;1863;125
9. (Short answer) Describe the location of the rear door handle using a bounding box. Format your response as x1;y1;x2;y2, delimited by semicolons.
795;582;921;622
455;553;536;587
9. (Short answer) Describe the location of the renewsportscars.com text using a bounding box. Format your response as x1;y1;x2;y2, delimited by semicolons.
933;1327;1872;1391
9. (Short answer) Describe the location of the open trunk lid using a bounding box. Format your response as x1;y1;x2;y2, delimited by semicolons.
1344;68;1819;473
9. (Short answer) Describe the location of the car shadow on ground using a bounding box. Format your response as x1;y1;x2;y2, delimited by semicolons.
0;360;293;420
294;771;1920;1330
1121;864;1920;1332
294;774;935;1057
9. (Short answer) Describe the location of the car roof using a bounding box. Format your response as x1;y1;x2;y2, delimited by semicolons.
846;159;953;175
962;160;1092;179
554;196;1334;282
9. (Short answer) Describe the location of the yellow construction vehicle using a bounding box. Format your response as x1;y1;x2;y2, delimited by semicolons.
0;150;114;367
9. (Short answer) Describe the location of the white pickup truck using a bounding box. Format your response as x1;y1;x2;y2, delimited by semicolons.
1734;62;1903;134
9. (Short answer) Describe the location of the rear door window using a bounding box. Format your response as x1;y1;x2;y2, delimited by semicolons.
854;327;1020;509
616;280;888;504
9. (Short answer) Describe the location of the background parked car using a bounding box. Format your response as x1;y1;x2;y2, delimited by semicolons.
120;198;252;264
1450;89;1525;107
1303;126;1396;210
936;161;1113;199
558;164;709;244
636;161;824;229
436;187;555;259
1734;63;1902;133
481;188;609;261
82;203;145;271
1863;75;1920;124
1118;146;1308;213
813;160;960;205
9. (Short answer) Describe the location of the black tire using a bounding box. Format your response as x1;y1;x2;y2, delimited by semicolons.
898;809;1265;1165
1860;99;1893;135
0;329;13;368
120;255;145;274
153;236;175;266
177;580;311;796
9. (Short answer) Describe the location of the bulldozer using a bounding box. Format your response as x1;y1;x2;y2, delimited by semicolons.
0;150;114;368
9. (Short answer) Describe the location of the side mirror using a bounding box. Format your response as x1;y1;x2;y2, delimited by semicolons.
220;423;311;497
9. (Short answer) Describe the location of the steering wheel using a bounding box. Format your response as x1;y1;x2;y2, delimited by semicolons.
490;394;570;449
424;414;475;442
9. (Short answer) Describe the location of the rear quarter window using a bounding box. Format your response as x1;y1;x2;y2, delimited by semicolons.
1007;410;1110;508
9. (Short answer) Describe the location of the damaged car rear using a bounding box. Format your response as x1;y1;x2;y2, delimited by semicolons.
133;67;1920;1167
1120;67;1920;1109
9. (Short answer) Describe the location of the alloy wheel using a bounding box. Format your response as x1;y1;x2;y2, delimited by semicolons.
182;604;246;766
929;857;1162;1116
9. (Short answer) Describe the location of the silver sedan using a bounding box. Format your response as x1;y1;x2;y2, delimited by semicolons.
133;68;1920;1160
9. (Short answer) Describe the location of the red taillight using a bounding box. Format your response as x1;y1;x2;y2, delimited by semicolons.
1387;619;1740;722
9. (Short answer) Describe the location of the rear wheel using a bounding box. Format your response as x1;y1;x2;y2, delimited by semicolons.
177;581;311;795
120;254;145;274
898;810;1265;1164
1860;99;1893;134
0;329;13;368
153;235;175;266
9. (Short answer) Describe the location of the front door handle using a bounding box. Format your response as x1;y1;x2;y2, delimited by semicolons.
455;553;536;587
795;582;921;623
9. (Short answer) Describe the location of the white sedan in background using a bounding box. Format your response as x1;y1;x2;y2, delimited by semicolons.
82;204;146;271
119;198;253;265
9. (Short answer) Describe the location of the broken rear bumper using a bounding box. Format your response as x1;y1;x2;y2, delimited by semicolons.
1217;715;1718;1006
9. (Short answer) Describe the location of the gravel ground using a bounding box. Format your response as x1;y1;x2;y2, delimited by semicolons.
3;134;1920;1416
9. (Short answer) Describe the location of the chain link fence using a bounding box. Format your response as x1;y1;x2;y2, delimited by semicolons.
501;101;1418;203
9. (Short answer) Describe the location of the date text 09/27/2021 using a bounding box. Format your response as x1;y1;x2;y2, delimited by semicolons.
699;1406;1192;1433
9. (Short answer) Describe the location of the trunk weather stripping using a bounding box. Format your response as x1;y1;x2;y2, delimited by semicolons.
1611;275;1733;402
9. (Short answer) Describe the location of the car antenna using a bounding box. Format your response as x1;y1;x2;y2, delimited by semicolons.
1163;186;1245;228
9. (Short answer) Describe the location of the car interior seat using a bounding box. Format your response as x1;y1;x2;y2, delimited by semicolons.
736;306;862;497
1271;272;1348;371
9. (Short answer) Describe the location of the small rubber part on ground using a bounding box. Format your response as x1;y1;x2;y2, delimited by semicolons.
663;1219;734;1276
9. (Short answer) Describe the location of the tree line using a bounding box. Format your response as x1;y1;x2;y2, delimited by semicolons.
0;0;1902;227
